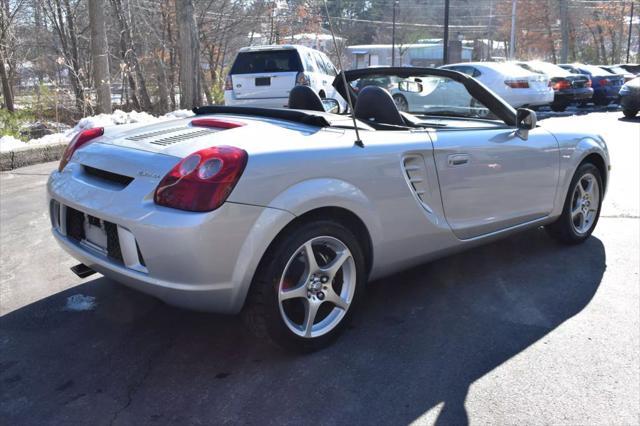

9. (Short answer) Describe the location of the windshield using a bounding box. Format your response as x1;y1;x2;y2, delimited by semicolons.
524;61;571;76
581;65;613;76
607;66;627;75
350;73;497;120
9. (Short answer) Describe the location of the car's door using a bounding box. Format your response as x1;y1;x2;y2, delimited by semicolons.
431;126;560;240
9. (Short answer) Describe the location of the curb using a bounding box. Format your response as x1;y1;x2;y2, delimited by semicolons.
0;143;67;171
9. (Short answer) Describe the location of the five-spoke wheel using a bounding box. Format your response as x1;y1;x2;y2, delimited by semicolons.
278;237;355;338
546;162;603;244
245;220;365;352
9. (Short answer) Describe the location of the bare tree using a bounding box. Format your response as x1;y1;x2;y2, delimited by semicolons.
89;0;111;113
176;0;200;109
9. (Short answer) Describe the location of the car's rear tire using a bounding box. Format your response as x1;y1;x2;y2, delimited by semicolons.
545;163;603;245
243;220;366;352
623;109;638;118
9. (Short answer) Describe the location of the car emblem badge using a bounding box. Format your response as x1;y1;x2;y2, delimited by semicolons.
137;171;161;179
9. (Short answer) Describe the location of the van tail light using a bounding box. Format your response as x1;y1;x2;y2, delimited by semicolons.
552;79;571;91
154;146;248;212
505;79;530;89
296;72;311;86
585;79;592;88
224;75;233;91
58;127;104;172
600;78;610;86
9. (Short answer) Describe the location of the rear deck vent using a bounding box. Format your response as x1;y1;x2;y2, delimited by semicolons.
148;128;215;146
84;166;134;187
126;127;186;141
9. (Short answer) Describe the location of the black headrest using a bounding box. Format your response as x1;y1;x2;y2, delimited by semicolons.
354;86;405;127
288;85;325;112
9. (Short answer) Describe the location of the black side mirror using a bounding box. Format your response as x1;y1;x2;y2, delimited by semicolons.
515;108;537;139
517;108;537;128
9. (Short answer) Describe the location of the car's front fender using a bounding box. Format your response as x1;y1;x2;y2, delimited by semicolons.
551;133;610;217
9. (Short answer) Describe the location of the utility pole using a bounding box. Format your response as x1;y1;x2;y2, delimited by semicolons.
487;0;494;61
509;0;517;60
443;0;450;64
560;0;569;63
392;0;398;66
627;1;635;63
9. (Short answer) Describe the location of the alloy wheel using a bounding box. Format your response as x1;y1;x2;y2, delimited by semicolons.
570;172;600;235
277;236;356;338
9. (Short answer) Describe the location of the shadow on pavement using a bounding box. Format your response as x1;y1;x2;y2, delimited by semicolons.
0;227;606;425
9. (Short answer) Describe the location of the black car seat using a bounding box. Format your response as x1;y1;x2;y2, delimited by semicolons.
288;85;325;111
354;86;405;126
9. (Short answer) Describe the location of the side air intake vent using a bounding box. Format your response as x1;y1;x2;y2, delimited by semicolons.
402;155;432;212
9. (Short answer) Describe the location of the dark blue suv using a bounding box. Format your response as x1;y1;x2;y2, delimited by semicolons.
559;64;624;106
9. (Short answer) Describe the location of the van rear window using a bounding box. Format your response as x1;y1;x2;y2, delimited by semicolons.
230;50;303;74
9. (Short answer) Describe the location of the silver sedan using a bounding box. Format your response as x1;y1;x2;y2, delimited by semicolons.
48;67;609;351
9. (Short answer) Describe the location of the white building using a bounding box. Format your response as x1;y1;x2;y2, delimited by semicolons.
346;43;473;69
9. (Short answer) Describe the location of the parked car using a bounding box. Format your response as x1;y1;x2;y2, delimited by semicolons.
224;45;344;110
514;61;593;112
614;63;640;76
439;62;554;108
48;67;609;351
558;64;623;106
619;77;640;118
598;65;636;83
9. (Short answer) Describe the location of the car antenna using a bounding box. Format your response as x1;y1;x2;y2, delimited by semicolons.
323;0;364;148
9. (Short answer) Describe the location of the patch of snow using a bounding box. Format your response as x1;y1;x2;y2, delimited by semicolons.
65;294;97;311
0;135;26;152
1;108;196;153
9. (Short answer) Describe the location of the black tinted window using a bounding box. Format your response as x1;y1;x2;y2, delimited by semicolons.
231;50;303;74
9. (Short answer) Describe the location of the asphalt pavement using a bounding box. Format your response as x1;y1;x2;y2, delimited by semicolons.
0;111;638;425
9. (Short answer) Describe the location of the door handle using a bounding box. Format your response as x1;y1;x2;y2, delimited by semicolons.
448;154;470;166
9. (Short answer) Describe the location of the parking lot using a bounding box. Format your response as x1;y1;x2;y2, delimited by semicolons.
0;110;638;425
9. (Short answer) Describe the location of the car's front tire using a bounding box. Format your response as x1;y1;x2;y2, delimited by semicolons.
244;220;366;352
545;163;603;244
623;109;638;118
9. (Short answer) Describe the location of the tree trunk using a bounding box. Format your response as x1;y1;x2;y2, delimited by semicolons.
62;0;85;113
89;0;112;114
110;0;152;111
0;48;14;111
176;0;201;109
155;57;169;113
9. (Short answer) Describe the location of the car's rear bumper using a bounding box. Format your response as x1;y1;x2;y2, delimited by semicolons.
554;87;594;104
506;89;555;108
48;169;295;313
224;91;289;108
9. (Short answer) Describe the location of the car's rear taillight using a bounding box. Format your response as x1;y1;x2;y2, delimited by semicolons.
58;127;104;172
154;146;248;212
600;78;610;86
505;79;530;89
552;79;571;91
224;75;233;91
296;72;311;86
585;79;592;88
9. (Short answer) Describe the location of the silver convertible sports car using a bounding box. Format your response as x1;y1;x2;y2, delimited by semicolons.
48;67;609;351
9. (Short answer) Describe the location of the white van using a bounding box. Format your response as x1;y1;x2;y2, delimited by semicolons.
224;45;344;110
